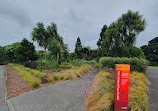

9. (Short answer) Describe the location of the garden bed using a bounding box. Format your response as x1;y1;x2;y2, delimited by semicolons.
6;63;91;99
84;69;150;111
6;65;58;99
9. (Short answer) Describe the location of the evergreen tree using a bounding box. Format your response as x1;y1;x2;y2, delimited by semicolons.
75;37;82;59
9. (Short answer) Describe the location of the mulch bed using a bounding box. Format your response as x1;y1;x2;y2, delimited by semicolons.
6;65;56;99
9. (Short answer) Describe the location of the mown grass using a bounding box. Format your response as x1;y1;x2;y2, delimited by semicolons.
148;66;158;69
84;70;149;111
9;64;40;87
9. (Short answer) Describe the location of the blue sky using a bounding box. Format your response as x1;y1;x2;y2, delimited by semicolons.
0;0;158;52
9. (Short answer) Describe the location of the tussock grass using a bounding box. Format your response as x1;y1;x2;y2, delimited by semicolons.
11;64;44;78
46;76;53;83
84;71;114;111
84;70;149;111
9;64;40;87
58;64;91;80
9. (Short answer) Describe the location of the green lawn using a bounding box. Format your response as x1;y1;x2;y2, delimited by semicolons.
148;66;158;69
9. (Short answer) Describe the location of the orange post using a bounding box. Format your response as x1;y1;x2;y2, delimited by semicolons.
114;64;130;111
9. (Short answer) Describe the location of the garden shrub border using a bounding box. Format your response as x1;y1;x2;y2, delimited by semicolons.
99;57;149;72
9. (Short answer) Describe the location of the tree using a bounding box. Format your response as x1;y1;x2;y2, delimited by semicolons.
31;22;48;54
75;37;83;59
97;25;107;57
141;37;158;65
14;38;37;63
31;22;62;57
0;46;9;64
99;10;146;57
5;42;21;62
47;40;62;65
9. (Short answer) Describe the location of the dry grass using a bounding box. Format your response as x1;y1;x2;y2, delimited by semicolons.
57;64;91;80
84;70;150;111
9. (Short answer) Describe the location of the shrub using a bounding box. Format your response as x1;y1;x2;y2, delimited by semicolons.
56;68;62;72
57;65;72;69
123;46;145;58
99;57;149;72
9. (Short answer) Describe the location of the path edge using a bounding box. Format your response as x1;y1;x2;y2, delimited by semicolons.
7;100;16;111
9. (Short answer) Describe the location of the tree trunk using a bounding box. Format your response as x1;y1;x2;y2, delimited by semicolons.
44;47;47;58
57;53;59;65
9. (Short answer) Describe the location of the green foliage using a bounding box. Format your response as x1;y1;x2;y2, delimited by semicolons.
57;65;72;69
56;68;62;72
5;42;21;62
99;57;149;72
98;10;146;57
0;46;9;64
14;38;38;63
123;46;145;58
141;37;158;66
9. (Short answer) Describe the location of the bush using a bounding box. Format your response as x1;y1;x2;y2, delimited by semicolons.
99;57;149;72
56;68;62;72
57;65;72;69
123;46;145;58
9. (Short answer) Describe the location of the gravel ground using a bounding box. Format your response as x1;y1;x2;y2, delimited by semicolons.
147;68;158;111
6;68;99;111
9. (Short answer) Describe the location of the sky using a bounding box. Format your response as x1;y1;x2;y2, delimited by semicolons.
0;0;158;52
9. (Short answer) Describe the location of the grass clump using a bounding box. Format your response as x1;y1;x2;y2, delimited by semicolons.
9;64;40;87
84;70;149;111
46;76;53;83
29;70;44;78
57;64;91;80
12;64;44;78
18;70;40;87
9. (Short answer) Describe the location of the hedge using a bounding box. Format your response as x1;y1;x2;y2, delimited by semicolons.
99;57;149;72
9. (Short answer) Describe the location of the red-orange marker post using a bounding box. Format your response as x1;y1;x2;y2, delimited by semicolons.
115;64;130;111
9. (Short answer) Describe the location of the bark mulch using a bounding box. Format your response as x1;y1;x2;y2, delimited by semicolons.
6;65;53;99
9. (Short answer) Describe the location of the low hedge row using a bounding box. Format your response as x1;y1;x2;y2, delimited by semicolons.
99;57;149;72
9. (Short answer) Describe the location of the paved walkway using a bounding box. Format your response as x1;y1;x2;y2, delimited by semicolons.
6;69;98;111
147;68;158;111
0;65;6;107
0;65;9;111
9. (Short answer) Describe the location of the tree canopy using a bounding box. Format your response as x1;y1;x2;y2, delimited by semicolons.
141;37;158;65
97;10;146;57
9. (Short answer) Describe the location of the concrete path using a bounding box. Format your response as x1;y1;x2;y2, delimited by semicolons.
6;69;98;111
147;68;158;111
0;65;10;111
0;65;6;107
